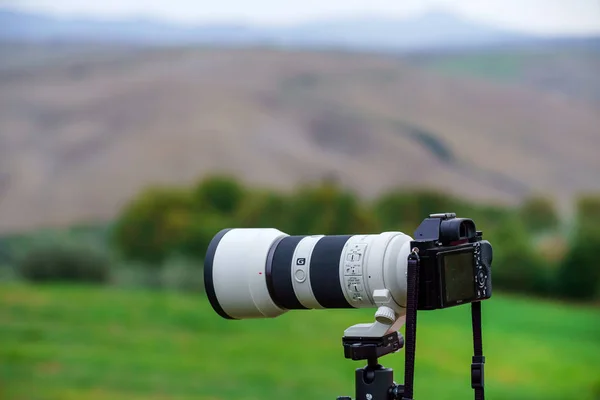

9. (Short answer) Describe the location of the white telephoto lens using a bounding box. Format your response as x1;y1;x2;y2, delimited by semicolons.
205;229;413;319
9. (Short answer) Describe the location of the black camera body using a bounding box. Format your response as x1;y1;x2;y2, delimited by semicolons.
411;213;493;310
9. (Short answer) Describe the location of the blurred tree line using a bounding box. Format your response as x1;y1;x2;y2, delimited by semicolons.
109;175;600;302
8;175;600;302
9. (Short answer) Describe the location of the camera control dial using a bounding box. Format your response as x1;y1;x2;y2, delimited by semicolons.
477;270;486;287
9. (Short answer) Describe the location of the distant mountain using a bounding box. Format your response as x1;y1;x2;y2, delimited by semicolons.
2;7;599;53
0;7;564;51
261;12;533;50
0;9;265;45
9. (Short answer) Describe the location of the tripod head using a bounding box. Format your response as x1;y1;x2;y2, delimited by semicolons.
338;292;407;400
339;332;405;400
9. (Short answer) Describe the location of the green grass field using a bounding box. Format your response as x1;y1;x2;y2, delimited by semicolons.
1;284;599;400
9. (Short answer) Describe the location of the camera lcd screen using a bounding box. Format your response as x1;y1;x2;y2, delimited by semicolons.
442;251;475;303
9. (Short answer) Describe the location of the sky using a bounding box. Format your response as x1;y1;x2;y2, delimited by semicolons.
3;0;600;36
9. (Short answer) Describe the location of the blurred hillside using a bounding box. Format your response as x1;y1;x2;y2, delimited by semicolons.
1;43;600;233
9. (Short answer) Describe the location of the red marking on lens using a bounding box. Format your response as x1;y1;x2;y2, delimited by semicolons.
259;272;262;275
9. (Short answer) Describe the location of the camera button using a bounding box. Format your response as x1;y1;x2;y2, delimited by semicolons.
294;269;306;283
477;270;486;287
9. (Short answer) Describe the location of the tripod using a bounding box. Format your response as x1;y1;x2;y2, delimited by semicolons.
335;251;487;400
337;332;405;400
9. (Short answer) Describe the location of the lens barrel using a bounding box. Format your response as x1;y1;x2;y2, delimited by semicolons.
205;229;412;319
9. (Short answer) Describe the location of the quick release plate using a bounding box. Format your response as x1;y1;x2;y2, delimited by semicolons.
342;332;404;361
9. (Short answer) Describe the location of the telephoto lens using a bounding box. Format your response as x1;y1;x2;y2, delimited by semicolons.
204;228;413;320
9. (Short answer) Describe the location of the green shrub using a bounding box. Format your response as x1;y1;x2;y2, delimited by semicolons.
177;213;233;260
0;264;17;281
373;189;468;232
555;224;600;301
518;195;559;233
463;205;513;232
575;195;600;225
0;225;110;269
372;190;421;232
234;190;291;230
193;175;245;215
287;182;378;235
553;195;600;300
112;186;196;264
485;216;551;296
18;244;110;284
0;237;11;265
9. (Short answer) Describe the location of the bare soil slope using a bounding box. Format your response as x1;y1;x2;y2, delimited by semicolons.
1;47;599;232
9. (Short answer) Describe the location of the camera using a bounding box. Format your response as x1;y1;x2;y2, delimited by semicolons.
412;212;493;310
204;213;492;320
203;212;493;400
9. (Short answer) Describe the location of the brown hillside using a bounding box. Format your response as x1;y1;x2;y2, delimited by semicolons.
1;47;599;233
